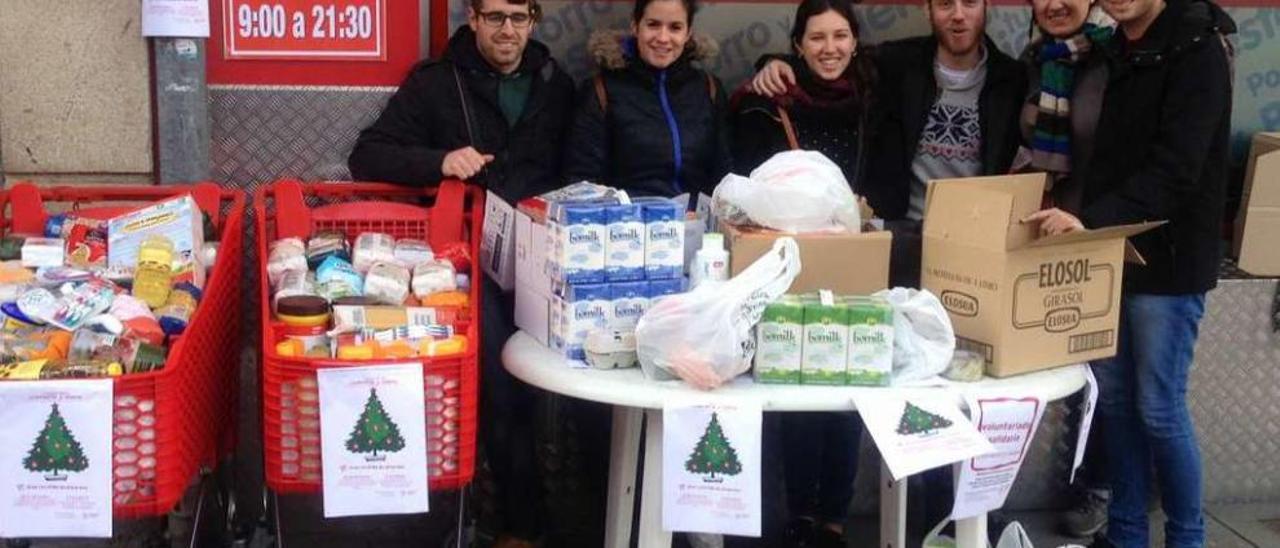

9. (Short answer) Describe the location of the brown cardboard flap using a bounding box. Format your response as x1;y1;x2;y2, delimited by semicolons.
923;185;1015;249
924;173;1047;250
1023;221;1166;249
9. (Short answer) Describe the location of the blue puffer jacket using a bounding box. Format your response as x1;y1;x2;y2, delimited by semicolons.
563;30;733;199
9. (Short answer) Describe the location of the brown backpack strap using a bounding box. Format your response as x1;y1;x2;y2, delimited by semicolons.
777;106;800;150
594;74;608;114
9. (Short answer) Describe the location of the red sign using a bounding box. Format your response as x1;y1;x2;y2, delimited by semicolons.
223;0;386;61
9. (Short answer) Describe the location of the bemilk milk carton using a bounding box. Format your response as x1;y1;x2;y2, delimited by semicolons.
637;198;684;279
606;204;645;282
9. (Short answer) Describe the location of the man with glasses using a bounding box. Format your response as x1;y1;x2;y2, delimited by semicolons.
350;2;573;547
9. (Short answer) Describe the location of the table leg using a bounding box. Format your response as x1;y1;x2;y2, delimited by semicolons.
955;514;987;548
604;406;644;548
638;408;672;548
879;460;906;548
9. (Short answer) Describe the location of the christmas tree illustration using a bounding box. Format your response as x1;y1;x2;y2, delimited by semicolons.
896;402;953;436
345;388;406;461
23;403;89;481
684;412;743;482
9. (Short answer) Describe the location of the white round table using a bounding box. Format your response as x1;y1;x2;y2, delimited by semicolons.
503;331;1089;548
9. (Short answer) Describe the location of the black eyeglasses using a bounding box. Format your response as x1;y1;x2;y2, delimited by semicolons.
477;10;533;28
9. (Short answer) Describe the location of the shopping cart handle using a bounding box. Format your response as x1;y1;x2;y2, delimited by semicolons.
273;179;312;240
430;179;467;250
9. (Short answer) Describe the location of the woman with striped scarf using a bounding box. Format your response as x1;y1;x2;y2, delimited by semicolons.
1015;0;1115;214
1016;0;1117;541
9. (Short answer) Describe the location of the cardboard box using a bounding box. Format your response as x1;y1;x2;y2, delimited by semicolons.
722;223;891;295
1233;132;1280;275
514;209;554;346
921;173;1161;378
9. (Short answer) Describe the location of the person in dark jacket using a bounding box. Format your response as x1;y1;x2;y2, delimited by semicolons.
348;2;574;546
752;0;1027;288
563;0;732;200
1022;0;1235;546
1014;0;1116;538
730;2;873;546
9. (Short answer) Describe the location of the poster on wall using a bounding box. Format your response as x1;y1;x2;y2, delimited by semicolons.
0;380;113;538
143;0;212;37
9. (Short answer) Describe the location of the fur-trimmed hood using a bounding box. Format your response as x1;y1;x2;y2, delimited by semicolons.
587;29;719;70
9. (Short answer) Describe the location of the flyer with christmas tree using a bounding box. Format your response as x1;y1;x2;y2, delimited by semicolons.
663;403;761;537
852;391;994;481
317;363;427;518
0;380;112;538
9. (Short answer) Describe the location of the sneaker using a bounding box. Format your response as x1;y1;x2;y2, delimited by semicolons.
784;517;816;547
1060;488;1110;538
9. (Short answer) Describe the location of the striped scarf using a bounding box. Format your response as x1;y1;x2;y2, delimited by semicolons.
1029;24;1113;180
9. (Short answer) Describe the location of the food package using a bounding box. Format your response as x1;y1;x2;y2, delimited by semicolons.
364;262;411;305
63;217;109;268
107;194;205;287
352;232;396;273
316;256;363;300
267;237;308;287
412;260;457;298
21;237;64;268
394;239;434;268
306;230;350;269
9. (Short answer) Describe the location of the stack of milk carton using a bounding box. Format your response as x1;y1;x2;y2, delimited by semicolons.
544;196;687;360
753;293;895;386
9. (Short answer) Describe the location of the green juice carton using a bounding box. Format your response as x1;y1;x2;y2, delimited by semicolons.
753;296;804;384
845;296;895;386
801;296;849;385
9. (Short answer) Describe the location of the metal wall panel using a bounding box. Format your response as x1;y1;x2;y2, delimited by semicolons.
210;86;394;189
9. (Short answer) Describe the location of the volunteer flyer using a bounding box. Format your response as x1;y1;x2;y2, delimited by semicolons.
318;363;428;518
663;403;762;537
854;391;994;481
0;379;113;538
951;392;1047;520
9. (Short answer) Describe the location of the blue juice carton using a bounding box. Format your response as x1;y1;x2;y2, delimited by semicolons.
637;198;684;280
647;278;684;306
559;283;611;360
548;202;607;284
609;281;649;331
605;203;645;282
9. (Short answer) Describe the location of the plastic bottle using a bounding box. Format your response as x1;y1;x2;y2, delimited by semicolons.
156;282;201;336
690;233;729;288
133;235;175;308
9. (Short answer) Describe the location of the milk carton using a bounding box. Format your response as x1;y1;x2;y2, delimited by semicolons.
754;296;804;384
609;281;649;331
801;298;850;385
845;296;895;386
606;204;645;282
559;283;611;360
647;278;684;305
548;202;607;284
637;198;684;279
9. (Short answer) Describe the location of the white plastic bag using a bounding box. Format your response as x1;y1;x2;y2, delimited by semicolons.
922;519;1039;548
712;150;861;233
636;238;802;389
873;288;956;384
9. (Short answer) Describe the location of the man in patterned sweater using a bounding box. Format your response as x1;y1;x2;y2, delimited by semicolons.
861;0;1027;288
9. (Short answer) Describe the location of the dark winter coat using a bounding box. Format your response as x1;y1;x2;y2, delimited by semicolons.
731;56;870;187
1079;0;1236;294
563;30;733;199
348;26;575;204
862;35;1028;221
